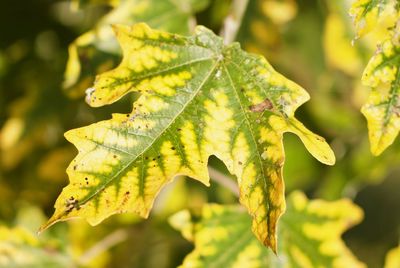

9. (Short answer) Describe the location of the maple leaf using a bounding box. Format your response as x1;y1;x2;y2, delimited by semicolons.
169;191;365;267
41;23;335;251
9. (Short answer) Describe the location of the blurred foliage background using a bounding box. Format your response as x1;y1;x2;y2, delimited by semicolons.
0;0;399;267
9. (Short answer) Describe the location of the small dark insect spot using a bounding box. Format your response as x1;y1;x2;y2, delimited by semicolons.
177;128;182;131
145;156;149;160
98;97;102;100
157;156;161;159
125;191;130;195
113;155;117;158
171;147;175;150
238;161;243;165
153;165;156;167
73;165;77;170
126;114;130;117
152;158;156;161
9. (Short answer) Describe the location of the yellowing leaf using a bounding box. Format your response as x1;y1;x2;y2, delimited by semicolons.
350;0;400;154
260;0;297;25
42;23;335;252
349;0;398;38
282;192;364;268
361;38;400;155
170;191;364;267
323;12;363;76
0;226;71;267
64;0;209;98
384;245;400;268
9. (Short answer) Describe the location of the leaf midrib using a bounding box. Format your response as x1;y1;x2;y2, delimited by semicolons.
76;58;220;210
223;59;271;196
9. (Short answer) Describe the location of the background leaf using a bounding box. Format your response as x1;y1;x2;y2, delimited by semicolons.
384;245;400;268
170;191;365;268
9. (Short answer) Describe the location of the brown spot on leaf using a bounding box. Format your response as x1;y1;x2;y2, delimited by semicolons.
249;98;273;113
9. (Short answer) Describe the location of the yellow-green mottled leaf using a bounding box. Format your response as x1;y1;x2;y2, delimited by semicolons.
170;192;364;268
64;0;209;97
349;0;399;38
384;245;400;268
0;226;71;268
43;23;335;251
361;38;400;155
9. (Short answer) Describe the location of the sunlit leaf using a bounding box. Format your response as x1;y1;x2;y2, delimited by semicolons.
170;191;364;267
349;0;398;38
361;37;400;155
384;245;400;268
64;0;210;98
350;0;400;154
43;23;335;251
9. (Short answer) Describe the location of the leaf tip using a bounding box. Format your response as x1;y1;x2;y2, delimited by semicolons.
37;217;58;235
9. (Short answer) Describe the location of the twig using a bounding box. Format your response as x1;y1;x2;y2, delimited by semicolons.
220;0;250;44
208;166;240;197
77;228;129;265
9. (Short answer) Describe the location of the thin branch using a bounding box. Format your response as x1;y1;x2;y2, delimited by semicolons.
208;166;240;197
220;0;250;44
77;228;129;265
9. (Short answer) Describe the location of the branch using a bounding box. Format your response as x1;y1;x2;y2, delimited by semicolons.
220;0;250;44
77;228;129;265
208;166;239;197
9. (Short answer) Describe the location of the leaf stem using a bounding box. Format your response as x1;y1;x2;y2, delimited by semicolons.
208;166;239;197
77;228;129;265
220;0;250;44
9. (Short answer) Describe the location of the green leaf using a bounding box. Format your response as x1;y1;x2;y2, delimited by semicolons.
42;23;335;251
170;192;365;268
384;245;400;268
64;0;210;97
361;38;400;155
